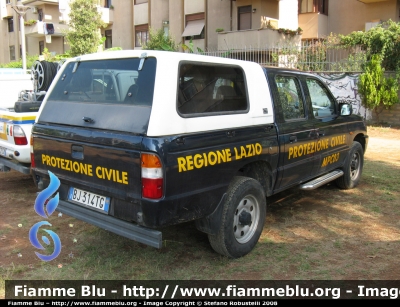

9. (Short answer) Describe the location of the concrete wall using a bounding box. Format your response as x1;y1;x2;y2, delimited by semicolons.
278;0;298;30
0;16;18;64
328;0;398;35
218;27;301;49
134;2;148;26
169;0;184;47
207;0;231;50
5;20;19;61
112;2;133;50
150;0;169;31
371;104;400;125
299;13;328;39
184;0;204;15
260;0;279;20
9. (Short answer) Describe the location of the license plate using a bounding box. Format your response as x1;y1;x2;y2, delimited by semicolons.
0;146;6;157
68;187;110;213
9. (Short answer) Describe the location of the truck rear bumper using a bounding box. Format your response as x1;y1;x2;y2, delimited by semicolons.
57;199;163;248
0;156;31;174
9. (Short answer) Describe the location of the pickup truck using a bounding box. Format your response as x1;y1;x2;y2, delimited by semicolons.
31;50;368;258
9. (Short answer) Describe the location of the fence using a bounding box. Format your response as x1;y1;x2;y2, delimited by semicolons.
198;41;366;73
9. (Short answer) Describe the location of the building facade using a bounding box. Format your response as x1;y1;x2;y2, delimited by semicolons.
0;0;399;64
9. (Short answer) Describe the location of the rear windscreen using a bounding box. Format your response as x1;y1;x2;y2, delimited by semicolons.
39;57;156;134
48;58;156;106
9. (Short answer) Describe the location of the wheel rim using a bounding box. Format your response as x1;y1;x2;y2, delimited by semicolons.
350;151;361;180
31;61;45;91
233;194;260;244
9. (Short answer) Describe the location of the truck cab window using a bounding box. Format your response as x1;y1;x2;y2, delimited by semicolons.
275;75;305;120
306;78;336;117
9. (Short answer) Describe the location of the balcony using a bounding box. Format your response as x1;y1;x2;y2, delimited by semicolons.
1;3;14;19
298;13;328;40
24;20;68;37
21;0;59;5
217;27;301;50
134;2;148;26
98;6;113;24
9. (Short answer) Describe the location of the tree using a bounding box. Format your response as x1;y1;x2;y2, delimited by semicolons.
65;0;105;57
358;55;399;121
141;28;178;51
339;20;400;72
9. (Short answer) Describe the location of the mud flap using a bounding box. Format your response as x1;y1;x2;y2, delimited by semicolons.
195;193;226;235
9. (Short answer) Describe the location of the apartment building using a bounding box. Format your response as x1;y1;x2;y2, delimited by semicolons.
0;0;399;64
0;0;114;64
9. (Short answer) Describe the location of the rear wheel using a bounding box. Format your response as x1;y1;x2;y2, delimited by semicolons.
208;176;266;258
336;141;364;189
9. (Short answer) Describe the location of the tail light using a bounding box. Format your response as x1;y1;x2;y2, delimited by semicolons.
30;135;36;168
141;153;163;199
13;125;28;145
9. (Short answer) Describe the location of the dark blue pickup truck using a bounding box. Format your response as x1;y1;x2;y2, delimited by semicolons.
31;50;368;258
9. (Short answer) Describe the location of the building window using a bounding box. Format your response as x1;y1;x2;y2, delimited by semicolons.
135;24;149;47
299;0;313;13
39;41;44;55
104;0;112;8
182;13;205;40
134;0;148;4
8;17;14;32
105;30;112;49
38;9;43;21
299;0;329;15
6;0;11;4
238;6;252;30
9;46;15;61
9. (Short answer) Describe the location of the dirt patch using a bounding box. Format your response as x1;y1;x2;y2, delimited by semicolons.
0;172;87;270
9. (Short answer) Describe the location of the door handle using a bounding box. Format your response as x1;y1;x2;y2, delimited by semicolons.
82;116;95;123
175;137;185;145
318;130;325;137
289;135;297;143
71;145;84;160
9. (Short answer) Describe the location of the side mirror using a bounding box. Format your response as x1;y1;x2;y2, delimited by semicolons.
340;103;352;116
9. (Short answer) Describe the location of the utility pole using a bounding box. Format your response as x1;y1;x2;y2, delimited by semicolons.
12;0;31;73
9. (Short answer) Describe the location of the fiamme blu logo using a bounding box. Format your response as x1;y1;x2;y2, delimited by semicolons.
28;171;62;261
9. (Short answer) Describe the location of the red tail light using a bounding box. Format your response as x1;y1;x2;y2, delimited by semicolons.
30;135;36;168
141;153;163;199
13;125;28;145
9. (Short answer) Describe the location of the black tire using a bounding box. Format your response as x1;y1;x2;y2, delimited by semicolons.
336;141;364;189
208;176;266;258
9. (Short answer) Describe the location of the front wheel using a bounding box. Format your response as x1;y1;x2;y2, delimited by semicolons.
208;176;266;258
336;141;364;189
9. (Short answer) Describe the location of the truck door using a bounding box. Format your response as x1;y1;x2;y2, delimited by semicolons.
303;77;350;176
270;73;319;191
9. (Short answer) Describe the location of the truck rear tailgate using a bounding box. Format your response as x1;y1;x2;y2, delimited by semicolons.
32;124;144;216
